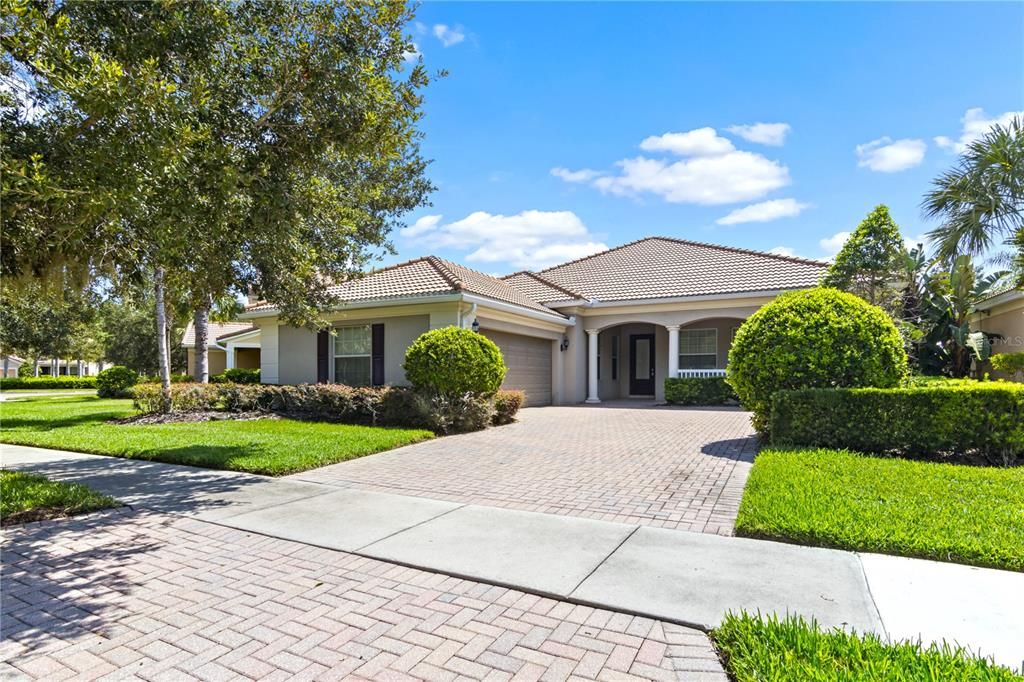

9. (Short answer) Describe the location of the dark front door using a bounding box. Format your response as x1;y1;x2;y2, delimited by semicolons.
629;334;655;395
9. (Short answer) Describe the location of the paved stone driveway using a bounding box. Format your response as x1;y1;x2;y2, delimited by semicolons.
294;405;757;535
2;510;726;681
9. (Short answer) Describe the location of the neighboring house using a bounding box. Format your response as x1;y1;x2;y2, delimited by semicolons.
182;321;262;377
972;286;1024;380
1;356;105;377
240;237;826;405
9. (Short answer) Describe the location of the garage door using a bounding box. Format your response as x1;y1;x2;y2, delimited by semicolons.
483;330;552;406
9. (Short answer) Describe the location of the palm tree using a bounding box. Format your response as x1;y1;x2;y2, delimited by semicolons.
923;117;1024;284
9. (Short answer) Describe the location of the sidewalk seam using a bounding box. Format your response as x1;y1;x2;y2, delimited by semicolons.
353;503;467;552
855;553;888;640
566;525;640;597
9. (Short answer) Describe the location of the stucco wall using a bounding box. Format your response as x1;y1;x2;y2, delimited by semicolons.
271;314;431;386
186;348;227;377
235;348;261;369
975;301;1024;380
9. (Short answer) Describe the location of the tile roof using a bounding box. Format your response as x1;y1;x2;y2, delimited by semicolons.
182;321;257;348
535;237;827;302
245;256;563;317
501;271;585;303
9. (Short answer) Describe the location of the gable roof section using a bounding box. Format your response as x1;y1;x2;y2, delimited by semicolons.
501;271;585;303
245;256;562;317
536;237;827;302
182;321;257;348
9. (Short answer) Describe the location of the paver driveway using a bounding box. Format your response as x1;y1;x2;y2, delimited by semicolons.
1;510;727;681
293;405;757;535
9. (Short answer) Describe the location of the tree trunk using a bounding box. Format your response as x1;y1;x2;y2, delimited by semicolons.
154;267;172;412
98;359;104;373
2;356;9;378
194;298;211;383
33;357;39;377
77;359;84;376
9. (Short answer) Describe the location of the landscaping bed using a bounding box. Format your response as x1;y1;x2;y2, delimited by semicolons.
735;448;1024;572
0;395;434;476
0;470;118;526
714;612;1020;681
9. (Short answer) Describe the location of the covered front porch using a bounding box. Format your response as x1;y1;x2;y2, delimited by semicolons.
583;317;742;402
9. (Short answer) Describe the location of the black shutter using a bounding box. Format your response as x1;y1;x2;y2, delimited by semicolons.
317;330;329;383
371;323;385;386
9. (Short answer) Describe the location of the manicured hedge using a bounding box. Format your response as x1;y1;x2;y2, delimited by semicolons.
97;366;138;398
0;376;98;390
404;327;507;396
211;368;260;384
727;288;908;434
664;377;736;406
771;384;1024;466
131;382;524;434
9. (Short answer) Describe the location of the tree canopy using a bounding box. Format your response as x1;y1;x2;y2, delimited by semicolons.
822;204;906;312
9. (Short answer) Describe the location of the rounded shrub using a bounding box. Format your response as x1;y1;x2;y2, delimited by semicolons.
96;365;138;398
727;287;908;434
404;326;507;396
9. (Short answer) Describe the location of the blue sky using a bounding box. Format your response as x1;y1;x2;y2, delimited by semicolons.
390;2;1023;274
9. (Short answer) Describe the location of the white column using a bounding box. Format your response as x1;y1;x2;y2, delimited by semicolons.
226;345;236;370
585;329;600;403
666;325;680;379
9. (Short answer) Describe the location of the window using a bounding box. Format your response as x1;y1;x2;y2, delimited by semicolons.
611;335;619;380
334;325;372;386
679;328;718;369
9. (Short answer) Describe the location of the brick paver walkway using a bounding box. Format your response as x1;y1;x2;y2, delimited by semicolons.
293;406;757;535
1;510;727;681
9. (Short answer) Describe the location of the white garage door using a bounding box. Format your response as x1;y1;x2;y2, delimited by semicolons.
483;330;552;407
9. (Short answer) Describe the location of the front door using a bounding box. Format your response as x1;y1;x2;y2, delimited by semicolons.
629;334;655;395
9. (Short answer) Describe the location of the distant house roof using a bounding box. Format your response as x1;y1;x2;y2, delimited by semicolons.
974;285;1024;312
182;321;257;348
245;256;563;317
531;237;826;302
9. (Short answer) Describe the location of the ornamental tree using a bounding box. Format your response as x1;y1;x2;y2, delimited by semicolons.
822;205;907;313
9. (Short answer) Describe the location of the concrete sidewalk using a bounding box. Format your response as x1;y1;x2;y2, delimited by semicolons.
3;443;1021;671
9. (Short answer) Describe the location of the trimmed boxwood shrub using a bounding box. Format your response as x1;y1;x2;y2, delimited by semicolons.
211;368;260;384
404;327;507;396
133;383;221;413
990;352;1024;381
727;288;908;434
492;389;525;425
96;366;139;398
664;377;736;406
771;384;1024;466
0;376;98;390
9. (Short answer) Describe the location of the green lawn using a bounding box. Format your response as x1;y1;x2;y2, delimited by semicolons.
1;470;118;525
735;448;1024;572
0;395;434;476
714;612;1021;681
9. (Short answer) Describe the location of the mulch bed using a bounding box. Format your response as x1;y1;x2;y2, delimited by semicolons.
112;410;277;425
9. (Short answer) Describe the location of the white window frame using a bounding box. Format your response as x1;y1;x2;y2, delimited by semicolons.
679;327;718;369
332;324;372;387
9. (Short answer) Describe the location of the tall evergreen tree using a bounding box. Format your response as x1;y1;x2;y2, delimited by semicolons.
823;205;907;312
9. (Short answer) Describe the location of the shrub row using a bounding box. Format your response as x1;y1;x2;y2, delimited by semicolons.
131;382;524;433
664;377;736;406
0;376;98;390
771;384;1024;466
210;368;260;384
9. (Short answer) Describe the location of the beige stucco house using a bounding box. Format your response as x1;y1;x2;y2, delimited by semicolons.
972;287;1024;380
182;321;262;377
238;237;825;405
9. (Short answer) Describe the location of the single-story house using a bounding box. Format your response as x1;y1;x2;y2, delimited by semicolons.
0;356;106;377
239;237;826;404
972;286;1024;380
182;321;262;377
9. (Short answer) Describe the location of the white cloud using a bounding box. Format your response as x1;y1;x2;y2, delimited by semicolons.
550;167;603;183
402;214;442;238
820;231;851;256
902;232;929;251
399;210;607;270
593;151;790;205
433;24;465;47
855;137;926;173
726;122;791;146
639;128;735;157
715;198;809;226
769;246;799;258
935;107;1024;152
